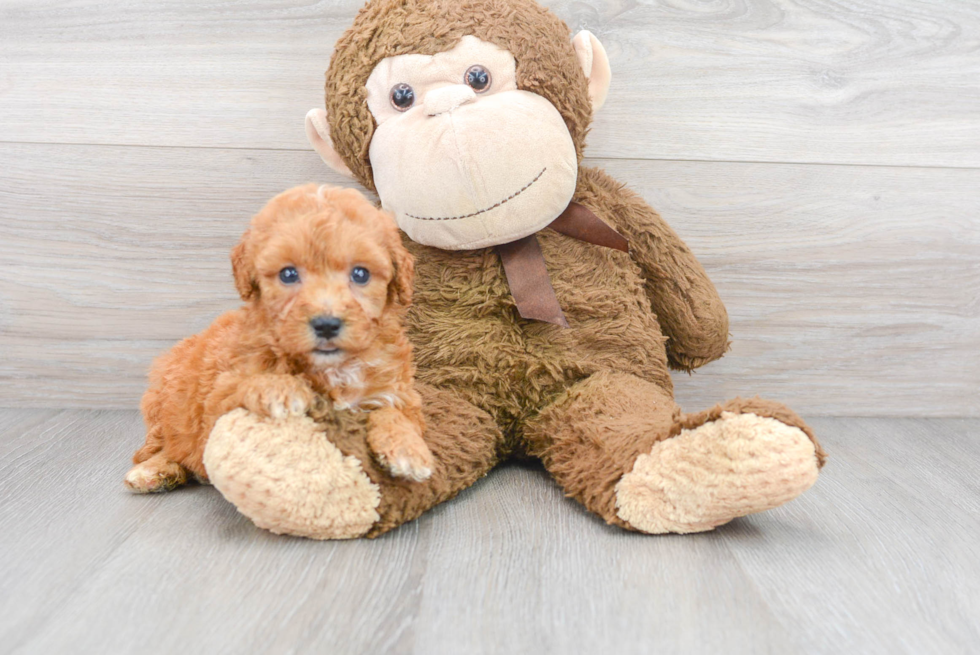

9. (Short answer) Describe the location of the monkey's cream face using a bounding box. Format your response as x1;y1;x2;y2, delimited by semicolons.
363;36;579;250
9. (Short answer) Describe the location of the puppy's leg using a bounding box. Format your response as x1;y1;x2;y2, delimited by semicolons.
236;374;315;420
124;452;189;493
132;426;165;465
367;406;434;482
127;421;189;492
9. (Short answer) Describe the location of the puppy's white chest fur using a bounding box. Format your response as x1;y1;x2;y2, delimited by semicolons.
323;360;365;390
322;360;400;412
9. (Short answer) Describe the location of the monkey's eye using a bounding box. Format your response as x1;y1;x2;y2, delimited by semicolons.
465;65;491;93
278;266;300;285
350;266;370;285
389;83;415;111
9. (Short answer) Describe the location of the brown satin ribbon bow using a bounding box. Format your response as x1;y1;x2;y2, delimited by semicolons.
495;202;629;327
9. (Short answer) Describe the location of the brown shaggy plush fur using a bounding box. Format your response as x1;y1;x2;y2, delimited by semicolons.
126;184;431;491
208;0;824;537
401;166;734;446
308;382;504;537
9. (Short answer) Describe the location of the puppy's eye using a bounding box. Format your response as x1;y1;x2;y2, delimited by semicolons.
390;83;415;111
465;65;491;93
278;266;300;285
350;266;370;285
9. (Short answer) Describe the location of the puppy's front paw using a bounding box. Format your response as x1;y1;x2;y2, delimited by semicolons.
373;431;435;482
239;375;314;420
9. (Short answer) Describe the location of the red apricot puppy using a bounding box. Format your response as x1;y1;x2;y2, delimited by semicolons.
125;184;431;493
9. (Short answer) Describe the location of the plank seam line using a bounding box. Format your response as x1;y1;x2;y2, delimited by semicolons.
1;140;979;172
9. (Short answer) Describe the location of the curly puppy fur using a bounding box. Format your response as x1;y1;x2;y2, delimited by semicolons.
125;184;430;493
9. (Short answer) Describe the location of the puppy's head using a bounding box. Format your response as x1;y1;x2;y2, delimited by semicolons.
231;184;413;367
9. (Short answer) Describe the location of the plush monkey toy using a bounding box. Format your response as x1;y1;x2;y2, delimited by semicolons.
204;0;826;539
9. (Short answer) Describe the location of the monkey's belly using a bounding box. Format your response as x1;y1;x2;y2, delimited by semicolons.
405;237;672;436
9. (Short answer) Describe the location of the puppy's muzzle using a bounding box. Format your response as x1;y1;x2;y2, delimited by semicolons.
310;315;344;340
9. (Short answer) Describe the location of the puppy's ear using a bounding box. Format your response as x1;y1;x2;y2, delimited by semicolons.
387;232;415;310
231;230;259;301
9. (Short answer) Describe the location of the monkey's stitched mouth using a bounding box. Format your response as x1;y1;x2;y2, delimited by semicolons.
404;168;546;222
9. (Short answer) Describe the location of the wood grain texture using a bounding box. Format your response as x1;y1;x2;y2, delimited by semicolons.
1;3;977;649
1;411;978;654
1;0;979;167
1;142;976;414
724;418;980;654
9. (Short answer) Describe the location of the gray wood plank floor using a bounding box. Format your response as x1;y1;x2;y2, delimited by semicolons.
1;410;977;654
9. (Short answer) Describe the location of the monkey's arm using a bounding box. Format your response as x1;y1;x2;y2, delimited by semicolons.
576;166;730;371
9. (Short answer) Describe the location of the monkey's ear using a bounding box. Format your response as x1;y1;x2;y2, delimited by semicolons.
305;108;354;178
572;31;612;112
230;231;259;301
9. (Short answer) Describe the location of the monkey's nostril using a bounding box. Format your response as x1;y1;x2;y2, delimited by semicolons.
310;316;344;339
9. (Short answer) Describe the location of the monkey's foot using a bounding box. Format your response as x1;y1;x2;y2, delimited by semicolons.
204;409;381;539
614;411;820;534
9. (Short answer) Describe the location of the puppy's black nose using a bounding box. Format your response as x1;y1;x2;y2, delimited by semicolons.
310;316;343;339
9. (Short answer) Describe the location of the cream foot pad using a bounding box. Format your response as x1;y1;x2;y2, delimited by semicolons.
204;408;381;539
615;412;820;534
